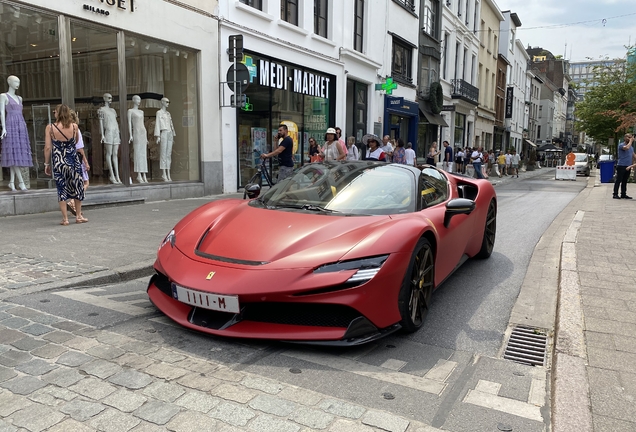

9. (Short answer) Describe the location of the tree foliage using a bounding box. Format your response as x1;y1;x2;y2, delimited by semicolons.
575;53;636;144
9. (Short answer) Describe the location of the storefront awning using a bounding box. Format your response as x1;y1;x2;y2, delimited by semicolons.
419;106;449;127
525;139;537;147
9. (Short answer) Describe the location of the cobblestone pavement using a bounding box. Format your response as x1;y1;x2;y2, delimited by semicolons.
0;302;446;432
0;253;107;293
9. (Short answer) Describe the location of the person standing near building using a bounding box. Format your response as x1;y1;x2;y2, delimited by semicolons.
382;135;394;163
335;127;348;157
392;139;407;164
613;133;634;199
405;142;417;166
442;140;453;172
455;147;464;173
345;136;359;161
426;141;440;165
261;124;295;182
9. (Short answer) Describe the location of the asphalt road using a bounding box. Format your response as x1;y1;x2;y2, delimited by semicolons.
10;170;587;430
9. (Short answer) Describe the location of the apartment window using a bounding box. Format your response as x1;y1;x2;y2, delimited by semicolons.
487;28;492;51
471;54;476;85
457;0;461;17
537;125;541;139
354;0;364;52
239;0;262;9
464;0;470;24
454;42;461;79
442;33;449;79
393;0;416;12
392;39;413;82
473;2;478;32
281;0;299;25
314;0;328;38
423;6;436;37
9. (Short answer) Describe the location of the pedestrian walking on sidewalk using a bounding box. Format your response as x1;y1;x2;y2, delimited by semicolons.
613;133;634;199
497;151;506;178
471;147;486;179
392;138;407;164
511;150;521;178
44;104;87;225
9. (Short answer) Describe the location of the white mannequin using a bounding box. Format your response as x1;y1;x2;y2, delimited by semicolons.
128;95;148;183
98;93;122;184
154;97;176;182
0;75;31;191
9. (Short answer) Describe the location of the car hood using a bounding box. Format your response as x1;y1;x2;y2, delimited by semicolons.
175;200;392;269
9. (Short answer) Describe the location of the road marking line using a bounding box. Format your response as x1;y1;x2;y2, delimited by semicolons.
54;289;149;316
282;351;447;395
339;343;378;361
380;358;407;371
528;378;546;406
464;379;543;422
424;359;458;382
474;379;501;395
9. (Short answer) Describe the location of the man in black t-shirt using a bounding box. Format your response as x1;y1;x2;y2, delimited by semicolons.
261;124;295;182
443;140;453;172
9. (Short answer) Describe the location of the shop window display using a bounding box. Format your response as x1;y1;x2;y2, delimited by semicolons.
236;52;334;188
125;35;199;183
0;3;60;191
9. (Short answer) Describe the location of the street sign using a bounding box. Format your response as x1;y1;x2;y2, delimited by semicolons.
228;34;243;62
225;63;250;93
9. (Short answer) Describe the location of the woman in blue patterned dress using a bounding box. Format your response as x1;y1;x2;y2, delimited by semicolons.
43;104;87;225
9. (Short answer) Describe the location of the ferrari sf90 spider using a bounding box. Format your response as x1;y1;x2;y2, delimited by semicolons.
148;161;496;345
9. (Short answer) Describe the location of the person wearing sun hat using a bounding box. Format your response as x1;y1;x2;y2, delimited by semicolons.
362;134;386;161
322;127;345;161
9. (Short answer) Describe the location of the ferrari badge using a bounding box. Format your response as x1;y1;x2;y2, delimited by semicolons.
206;271;215;280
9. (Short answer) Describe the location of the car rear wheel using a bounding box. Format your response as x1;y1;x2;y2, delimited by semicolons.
398;237;435;333
475;200;497;259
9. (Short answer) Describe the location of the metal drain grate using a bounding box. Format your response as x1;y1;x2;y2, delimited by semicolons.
503;326;547;366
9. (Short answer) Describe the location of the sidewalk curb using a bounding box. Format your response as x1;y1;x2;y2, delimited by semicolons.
550;176;596;432
0;259;155;300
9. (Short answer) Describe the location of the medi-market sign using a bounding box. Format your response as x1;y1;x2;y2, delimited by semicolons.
258;59;332;99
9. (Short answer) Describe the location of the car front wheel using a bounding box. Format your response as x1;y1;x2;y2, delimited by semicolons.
398;237;435;333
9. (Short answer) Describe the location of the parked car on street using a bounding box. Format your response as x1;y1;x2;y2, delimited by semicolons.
573;153;591;176
148;161;497;345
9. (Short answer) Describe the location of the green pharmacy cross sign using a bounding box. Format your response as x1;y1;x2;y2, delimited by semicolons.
375;77;398;95
242;97;253;112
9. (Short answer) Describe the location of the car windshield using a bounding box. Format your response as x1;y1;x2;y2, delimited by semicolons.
574;154;588;162
252;161;417;215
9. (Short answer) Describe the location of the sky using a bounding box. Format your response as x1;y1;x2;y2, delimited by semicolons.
494;0;635;62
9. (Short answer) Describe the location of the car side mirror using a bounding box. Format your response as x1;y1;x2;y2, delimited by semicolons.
245;183;261;199
444;198;475;228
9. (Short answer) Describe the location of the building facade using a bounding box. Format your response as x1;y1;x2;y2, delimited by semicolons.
0;0;220;215
474;0;503;151
440;0;481;151
417;0;446;159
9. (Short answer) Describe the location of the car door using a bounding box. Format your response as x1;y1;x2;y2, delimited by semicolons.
419;168;475;284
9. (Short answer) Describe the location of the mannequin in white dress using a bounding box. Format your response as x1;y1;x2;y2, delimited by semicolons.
127;95;148;183
154;98;175;182
98;93;122;184
0;75;32;191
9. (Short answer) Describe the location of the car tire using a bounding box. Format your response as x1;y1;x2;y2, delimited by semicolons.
398;237;435;333
475;200;497;259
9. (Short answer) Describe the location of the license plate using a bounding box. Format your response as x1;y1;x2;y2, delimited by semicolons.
171;283;240;314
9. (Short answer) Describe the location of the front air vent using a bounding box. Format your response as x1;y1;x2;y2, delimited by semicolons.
503;326;547;366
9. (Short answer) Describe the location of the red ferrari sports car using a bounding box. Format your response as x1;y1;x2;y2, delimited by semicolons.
148;161;496;345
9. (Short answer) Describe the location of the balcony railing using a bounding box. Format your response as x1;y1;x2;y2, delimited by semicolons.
451;79;479;104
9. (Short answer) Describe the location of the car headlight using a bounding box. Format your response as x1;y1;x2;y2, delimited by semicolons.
160;229;176;249
314;255;389;283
